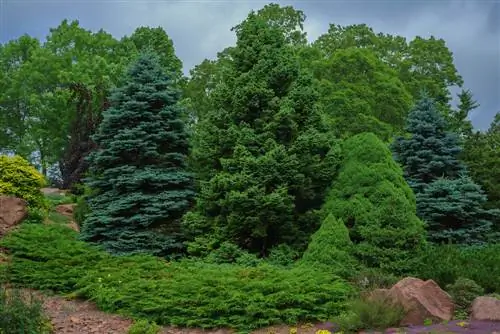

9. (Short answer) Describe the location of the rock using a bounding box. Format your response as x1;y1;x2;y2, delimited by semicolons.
386;277;454;326
0;196;28;237
55;204;76;217
41;188;66;195
471;296;500;321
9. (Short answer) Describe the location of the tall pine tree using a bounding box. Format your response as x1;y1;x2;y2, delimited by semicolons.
184;7;340;255
393;95;496;244
392;94;465;193
80;52;195;257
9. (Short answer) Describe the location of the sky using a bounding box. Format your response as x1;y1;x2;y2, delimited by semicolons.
1;0;499;130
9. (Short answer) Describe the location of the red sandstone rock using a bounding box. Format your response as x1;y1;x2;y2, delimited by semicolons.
471;296;500;321
0;196;28;237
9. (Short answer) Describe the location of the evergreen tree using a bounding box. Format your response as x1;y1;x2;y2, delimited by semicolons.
184;7;340;255
416;175;497;245
80;52;195;257
393;95;496;244
392;94;465;193
300;214;358;278
322;132;426;275
447;89;479;137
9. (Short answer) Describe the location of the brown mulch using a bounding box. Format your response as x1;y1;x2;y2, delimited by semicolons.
41;294;133;334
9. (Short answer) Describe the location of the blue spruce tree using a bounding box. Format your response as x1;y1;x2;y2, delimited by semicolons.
80;52;195;256
392;94;496;245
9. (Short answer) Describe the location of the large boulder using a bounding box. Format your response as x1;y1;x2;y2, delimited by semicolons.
471;296;500;321
373;277;454;326
0;196;28;237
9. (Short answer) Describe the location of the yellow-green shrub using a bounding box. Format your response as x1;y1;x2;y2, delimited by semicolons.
0;155;46;208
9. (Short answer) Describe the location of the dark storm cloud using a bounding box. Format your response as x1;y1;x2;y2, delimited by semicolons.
1;0;498;129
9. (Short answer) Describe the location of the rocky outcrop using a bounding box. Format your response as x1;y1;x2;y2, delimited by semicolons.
471;296;500;321
372;277;454;326
0;196;28;237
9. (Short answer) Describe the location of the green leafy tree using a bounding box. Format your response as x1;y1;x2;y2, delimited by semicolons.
392;94;465;193
313;24;463;110
321;132;426;275
184;6;340;255
463;113;500;210
312;47;412;140
81;52;195;257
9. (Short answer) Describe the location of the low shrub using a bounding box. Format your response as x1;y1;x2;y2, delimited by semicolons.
0;286;52;334
446;277;484;313
1;224;354;331
351;267;400;290
128;319;161;334
334;293;406;332
414;243;500;293
0;155;47;209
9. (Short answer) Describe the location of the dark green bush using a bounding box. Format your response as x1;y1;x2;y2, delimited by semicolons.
0;287;52;334
1;224;354;331
446;277;484;313
414;243;500;293
266;244;300;267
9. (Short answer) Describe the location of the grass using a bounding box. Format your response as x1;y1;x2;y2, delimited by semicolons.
0;286;52;334
0;224;354;332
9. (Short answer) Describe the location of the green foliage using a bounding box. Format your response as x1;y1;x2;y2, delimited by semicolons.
266;244;300;267
415;243;500;293
313;24;463;111
300;214;358;278
447;89;479;136
185;5;341;255
128;319;161;334
0;287;52;334
322;132;426;275
446;277;484;313
352;268;400;291
416;176;497;244
312;47;412;140
24;207;47;225
1;224;354;331
393;95;496;244
462;113;500;211
392;94;465;193
81;52;195;257
0;155;47;208
334;293;406;332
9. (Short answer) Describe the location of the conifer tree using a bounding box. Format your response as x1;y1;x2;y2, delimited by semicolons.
393;95;496;244
416;175;497;245
300;214;358;278
81;52;195;256
392;94;465;193
322;132;426;275
184;7;340;255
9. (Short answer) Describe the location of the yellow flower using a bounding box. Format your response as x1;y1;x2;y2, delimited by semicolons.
315;330;331;334
457;321;468;327
289;327;297;334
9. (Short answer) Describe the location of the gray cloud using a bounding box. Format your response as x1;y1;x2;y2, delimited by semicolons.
1;0;498;129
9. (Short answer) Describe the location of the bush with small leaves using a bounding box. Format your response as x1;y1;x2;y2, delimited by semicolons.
128;319;161;334
0;155;46;208
334;293;406;332
0;287;52;334
447;277;484;313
